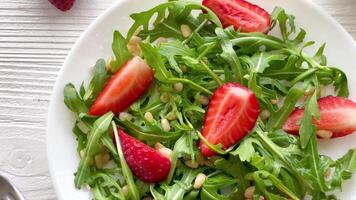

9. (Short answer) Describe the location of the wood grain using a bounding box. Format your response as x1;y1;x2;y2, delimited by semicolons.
0;0;354;199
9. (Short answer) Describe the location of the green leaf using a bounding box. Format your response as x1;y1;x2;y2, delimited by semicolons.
270;7;296;41
215;27;243;83
64;83;88;115
331;149;356;188
167;133;198;183
214;156;249;199
266;85;304;131
74;112;114;188
250;52;287;73
111;31;132;71
299;91;319;148
164;167;202;200
140;42;173;82
200;174;238;200
83;59;110;104
159;40;198;74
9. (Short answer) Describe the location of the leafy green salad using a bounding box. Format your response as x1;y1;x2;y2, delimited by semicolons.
63;0;356;199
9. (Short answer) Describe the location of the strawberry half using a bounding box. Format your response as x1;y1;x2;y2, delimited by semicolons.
89;56;154;116
118;129;171;183
283;96;356;138
199;83;259;157
48;0;76;11
202;0;271;33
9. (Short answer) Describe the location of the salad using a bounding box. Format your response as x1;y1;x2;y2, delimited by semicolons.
63;0;356;199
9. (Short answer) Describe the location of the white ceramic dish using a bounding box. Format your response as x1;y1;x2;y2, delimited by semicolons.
47;0;356;199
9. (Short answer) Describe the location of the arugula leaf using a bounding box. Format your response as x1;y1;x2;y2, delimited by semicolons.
266;85;304;131
164;167;203;200
83;59;110;104
214;156;249;199
331;149;356;188
270;7;296;41
215;27;243;83
159;40;198;74
299;90;319;148
111;31;132;71
74;112;114;188
64;83;88;115
250;52;287;73
200;174;238;200
167;133;198;183
90;169;126;200
140;42;173;82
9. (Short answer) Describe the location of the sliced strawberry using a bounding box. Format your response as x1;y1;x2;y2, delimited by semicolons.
118;129;171;183
199;83;259;157
203;0;271;32
283;96;356;138
89;56;153;116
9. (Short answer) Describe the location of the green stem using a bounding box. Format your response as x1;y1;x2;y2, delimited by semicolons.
230;36;285;49
255;131;313;190
168;78;213;95
183;19;208;45
200;61;224;86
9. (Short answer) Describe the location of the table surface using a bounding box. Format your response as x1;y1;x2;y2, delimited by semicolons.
0;0;355;199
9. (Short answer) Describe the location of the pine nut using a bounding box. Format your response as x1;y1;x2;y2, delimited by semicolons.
154;142;165;150
180;24;192;38
105;56;116;72
193;173;207;189
270;99;279;105
144;112;154;122
127;36;142;56
161;118;171;132
101;153;110;166
79;149;85;158
200;95;209;105
260;109;270;120
320;85;326;97
158;147;173;161
122;185;129;196
156;37;168;44
244;186;255;199
325;168;331;178
180;65;187;72
185;160;199;168
160;93;170;103
317;130;332;139
259;45;266;52
94;154;103;168
119;112;133;121
304;86;315;96
173;82;183;92
196;153;205;165
166;112;177;121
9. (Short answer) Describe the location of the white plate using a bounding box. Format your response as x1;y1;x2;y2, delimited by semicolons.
46;0;356;199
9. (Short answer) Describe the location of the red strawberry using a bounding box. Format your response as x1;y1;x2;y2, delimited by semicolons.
89;56;154;116
118;129;171;183
199;83;259;156
202;0;271;32
283;96;356;138
48;0;76;11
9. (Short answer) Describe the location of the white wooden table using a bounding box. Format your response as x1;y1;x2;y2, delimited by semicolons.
0;0;355;199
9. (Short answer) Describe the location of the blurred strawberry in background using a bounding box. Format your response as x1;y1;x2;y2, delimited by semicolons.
48;0;76;11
